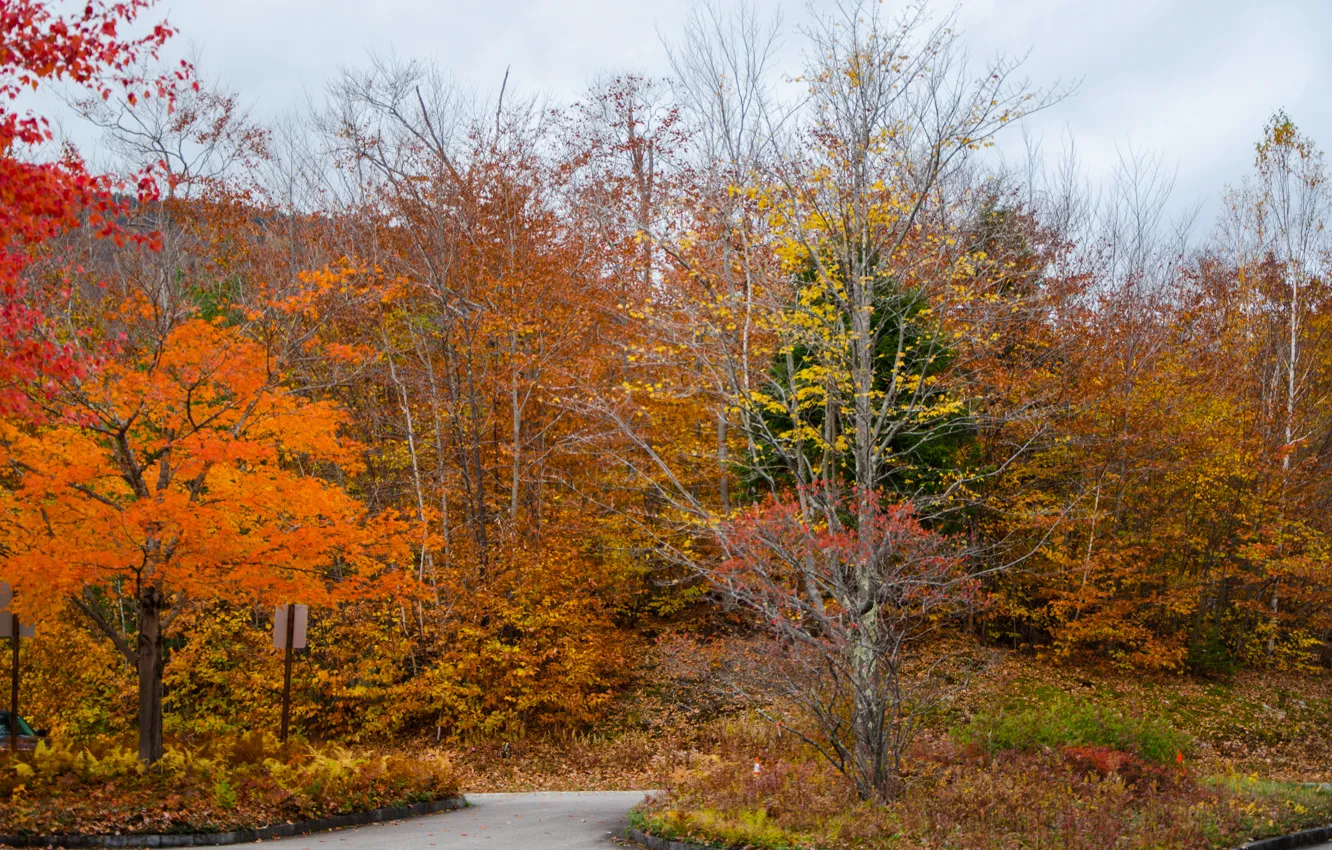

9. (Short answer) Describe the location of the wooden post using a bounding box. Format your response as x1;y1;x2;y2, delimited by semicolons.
280;603;295;742
9;609;18;754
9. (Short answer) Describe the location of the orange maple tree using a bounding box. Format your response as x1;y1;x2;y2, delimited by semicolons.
0;315;408;762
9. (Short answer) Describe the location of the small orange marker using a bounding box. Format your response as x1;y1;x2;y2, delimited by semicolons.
753;758;762;774
1176;751;1184;765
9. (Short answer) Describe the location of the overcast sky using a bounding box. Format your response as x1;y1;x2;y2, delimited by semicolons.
110;0;1332;225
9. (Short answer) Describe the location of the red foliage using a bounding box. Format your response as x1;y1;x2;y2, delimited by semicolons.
0;0;187;416
716;486;970;641
1061;745;1183;789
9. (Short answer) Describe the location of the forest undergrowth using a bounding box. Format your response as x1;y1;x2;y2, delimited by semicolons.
617;640;1332;850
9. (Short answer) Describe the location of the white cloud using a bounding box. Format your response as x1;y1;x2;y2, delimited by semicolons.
98;0;1329;222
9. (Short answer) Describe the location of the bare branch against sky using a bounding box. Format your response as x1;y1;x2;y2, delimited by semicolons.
47;0;1330;222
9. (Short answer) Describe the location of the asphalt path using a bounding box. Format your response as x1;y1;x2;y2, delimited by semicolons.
263;791;652;849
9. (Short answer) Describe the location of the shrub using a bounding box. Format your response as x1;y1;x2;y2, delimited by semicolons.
956;698;1190;763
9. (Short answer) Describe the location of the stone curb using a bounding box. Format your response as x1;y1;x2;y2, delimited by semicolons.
625;827;719;850
628;821;1332;850
1238;824;1332;850
0;795;467;848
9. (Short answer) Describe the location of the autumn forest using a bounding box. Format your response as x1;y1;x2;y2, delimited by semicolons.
4;1;1332;847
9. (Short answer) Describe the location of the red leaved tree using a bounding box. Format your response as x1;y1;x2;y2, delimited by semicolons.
717;487;971;802
0;0;186;417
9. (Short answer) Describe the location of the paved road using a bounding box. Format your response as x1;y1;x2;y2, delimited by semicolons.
265;791;651;849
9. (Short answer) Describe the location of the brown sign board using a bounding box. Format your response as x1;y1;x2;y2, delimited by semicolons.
272;604;309;650
0;614;33;639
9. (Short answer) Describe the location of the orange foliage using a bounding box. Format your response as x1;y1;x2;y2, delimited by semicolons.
0;315;408;760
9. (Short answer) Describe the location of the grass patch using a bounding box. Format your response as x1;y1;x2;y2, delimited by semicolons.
1207;774;1332;808
956;696;1191;763
636;805;803;850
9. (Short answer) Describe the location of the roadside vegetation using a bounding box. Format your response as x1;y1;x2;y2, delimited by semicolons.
0;734;457;837
629;647;1332;850
634;748;1332;850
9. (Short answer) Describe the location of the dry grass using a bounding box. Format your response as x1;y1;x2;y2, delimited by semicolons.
636;721;1332;850
489;637;1332;849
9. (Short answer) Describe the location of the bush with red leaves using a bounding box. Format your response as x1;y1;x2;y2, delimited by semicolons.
1061;745;1185;789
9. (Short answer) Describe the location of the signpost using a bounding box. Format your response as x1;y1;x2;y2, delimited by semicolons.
0;582;33;753
272;604;308;742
